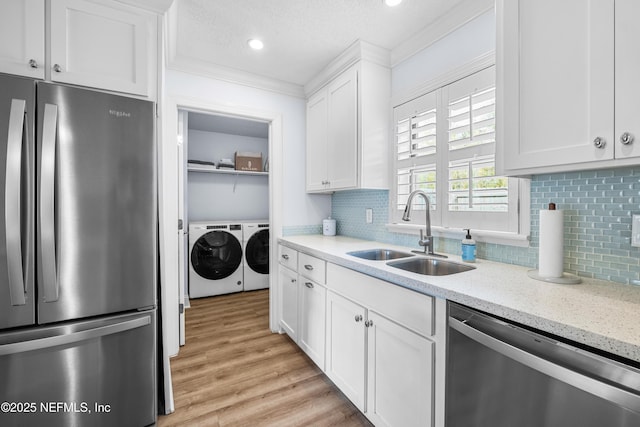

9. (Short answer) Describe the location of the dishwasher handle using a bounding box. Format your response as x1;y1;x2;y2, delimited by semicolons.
450;316;640;414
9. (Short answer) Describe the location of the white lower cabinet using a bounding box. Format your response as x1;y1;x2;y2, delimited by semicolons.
366;311;434;427
325;262;437;426
298;278;327;370
279;264;298;341
277;245;441;426
278;245;327;370
326;290;367;411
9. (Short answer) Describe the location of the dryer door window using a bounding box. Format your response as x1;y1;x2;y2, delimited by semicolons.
246;229;269;274
191;231;243;280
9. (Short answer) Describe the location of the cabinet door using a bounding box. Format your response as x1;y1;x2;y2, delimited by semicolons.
50;0;153;96
615;0;640;160
0;0;44;79
306;89;328;192
279;265;298;341
366;312;434;427
325;291;366;411
499;0;614;173
298;279;326;370
326;67;358;190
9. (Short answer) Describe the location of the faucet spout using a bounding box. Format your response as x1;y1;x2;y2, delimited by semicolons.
402;190;446;258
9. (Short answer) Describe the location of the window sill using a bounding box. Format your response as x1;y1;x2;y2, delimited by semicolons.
385;223;530;248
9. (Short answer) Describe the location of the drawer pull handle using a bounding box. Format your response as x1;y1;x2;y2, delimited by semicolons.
304;264;314;271
305;282;314;289
281;254;289;260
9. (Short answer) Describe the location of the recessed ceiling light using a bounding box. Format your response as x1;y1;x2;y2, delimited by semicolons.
384;0;402;6
248;39;264;50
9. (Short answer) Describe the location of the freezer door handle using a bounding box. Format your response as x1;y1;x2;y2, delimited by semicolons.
5;99;29;306
40;103;58;302
0;314;151;356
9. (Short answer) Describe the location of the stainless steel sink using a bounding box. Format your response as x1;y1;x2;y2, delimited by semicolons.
347;249;415;261
387;257;475;276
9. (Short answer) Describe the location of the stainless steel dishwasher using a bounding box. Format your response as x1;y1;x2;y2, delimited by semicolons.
446;302;640;427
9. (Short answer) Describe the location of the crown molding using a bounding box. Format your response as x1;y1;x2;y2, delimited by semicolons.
303;40;391;97
391;0;494;67
165;55;306;98
114;0;174;14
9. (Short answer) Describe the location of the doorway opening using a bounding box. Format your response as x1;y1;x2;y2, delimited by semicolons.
176;108;278;346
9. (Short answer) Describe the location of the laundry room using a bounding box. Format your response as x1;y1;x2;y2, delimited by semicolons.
180;110;270;302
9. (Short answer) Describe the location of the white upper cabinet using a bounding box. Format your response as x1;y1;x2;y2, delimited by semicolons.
497;0;640;175
0;0;157;98
0;0;45;79
615;0;640;160
50;0;155;97
306;55;390;193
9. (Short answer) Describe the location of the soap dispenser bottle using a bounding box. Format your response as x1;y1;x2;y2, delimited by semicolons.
461;229;476;263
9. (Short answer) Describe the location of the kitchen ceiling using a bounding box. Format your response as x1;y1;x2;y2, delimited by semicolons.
167;0;492;95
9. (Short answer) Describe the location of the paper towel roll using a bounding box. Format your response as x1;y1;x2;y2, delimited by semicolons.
538;210;564;278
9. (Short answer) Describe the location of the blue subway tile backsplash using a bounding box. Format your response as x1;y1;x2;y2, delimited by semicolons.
283;167;640;285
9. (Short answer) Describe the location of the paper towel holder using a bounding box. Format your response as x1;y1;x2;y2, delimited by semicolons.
526;270;582;284
528;202;582;284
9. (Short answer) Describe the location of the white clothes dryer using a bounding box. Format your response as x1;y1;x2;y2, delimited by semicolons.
189;221;243;298
242;222;269;291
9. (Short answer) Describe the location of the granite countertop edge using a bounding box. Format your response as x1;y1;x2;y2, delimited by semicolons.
278;235;640;364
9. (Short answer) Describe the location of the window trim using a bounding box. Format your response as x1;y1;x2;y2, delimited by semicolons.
388;55;531;246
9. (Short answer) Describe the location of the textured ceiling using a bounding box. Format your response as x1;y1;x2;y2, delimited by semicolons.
171;0;469;87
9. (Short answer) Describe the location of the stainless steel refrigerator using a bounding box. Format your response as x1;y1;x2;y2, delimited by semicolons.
0;74;157;427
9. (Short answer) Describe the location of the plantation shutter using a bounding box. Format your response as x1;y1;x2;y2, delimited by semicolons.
391;65;520;233
393;91;438;221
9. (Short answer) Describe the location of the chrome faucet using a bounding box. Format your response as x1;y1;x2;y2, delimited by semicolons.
402;190;447;258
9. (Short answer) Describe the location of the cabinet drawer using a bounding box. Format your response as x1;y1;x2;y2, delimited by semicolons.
327;263;434;337
298;253;326;284
278;245;298;270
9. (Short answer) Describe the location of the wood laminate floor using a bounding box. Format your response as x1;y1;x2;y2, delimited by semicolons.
157;290;372;427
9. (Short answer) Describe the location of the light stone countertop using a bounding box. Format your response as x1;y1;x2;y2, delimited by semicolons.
279;234;640;364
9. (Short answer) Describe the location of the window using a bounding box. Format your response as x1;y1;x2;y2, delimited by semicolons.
392;66;521;234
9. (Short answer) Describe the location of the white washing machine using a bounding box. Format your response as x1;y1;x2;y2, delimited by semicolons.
189;221;244;298
242;221;269;291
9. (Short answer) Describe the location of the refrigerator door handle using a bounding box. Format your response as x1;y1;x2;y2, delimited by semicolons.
0;314;151;356
41;103;58;302
5;99;28;306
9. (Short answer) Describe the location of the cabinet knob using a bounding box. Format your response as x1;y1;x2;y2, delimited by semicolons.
28;59;38;69
620;132;634;145
593;137;606;149
290;278;296;283
365;320;374;327
304;264;314;271
281;254;289;260
53;64;62;73
354;314;363;322
305;282;314;289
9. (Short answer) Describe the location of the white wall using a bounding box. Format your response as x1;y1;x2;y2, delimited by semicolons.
391;9;496;104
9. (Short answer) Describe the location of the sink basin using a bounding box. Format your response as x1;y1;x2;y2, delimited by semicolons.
387;257;476;276
347;249;415;261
